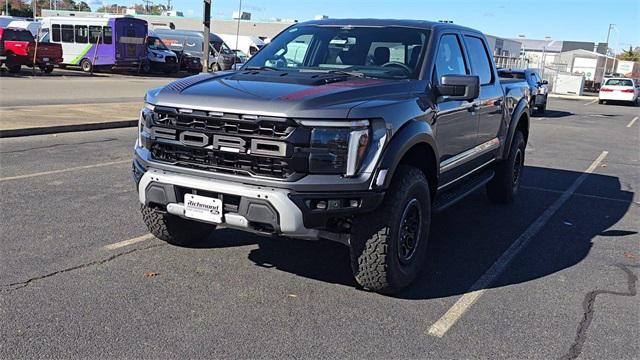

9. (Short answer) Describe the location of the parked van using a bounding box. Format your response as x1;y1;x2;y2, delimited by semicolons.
153;29;238;71
39;16;147;72
217;34;265;57
143;31;179;74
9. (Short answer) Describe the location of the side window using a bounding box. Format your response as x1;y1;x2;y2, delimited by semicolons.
434;34;467;82
89;26;102;43
61;24;74;43
103;26;112;44
51;24;61;42
463;35;493;85
75;25;88;43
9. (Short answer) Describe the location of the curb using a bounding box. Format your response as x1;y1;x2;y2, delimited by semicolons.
0;120;138;138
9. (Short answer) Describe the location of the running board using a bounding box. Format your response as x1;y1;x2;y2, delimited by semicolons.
433;169;495;213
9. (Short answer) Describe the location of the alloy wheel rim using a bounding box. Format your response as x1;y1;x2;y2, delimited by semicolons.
513;148;523;186
397;198;422;264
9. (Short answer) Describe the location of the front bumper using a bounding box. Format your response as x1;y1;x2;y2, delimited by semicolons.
133;157;384;240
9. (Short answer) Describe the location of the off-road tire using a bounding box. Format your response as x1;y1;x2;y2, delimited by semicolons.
6;54;21;73
349;165;431;294
537;103;546;114
140;204;216;246
486;131;526;204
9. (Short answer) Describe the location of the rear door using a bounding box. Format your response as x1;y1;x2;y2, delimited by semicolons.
115;19;146;62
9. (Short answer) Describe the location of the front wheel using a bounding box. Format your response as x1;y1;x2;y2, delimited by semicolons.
349;165;431;294
486;131;526;204
140;204;216;246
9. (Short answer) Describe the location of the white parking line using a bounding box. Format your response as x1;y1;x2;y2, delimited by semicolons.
627;116;638;128
103;234;155;250
0;159;129;182
584;99;598;106
427;151;609;338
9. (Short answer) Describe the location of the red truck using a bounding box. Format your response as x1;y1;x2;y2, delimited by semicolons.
0;27;63;73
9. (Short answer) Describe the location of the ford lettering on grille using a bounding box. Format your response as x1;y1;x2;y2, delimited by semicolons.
152;127;288;157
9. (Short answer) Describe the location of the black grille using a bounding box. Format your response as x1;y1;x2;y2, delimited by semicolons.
147;107;310;179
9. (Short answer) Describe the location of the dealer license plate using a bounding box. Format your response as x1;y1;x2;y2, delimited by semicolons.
184;194;223;223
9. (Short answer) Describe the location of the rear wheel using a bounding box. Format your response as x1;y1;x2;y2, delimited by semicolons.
140;204;216;246
598;99;604;104
80;58;92;73
6;54;21;73
486;131;526;204
537;103;546;114
349;165;431;294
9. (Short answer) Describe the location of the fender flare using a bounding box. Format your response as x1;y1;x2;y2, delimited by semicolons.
502;97;529;158
375;120;438;189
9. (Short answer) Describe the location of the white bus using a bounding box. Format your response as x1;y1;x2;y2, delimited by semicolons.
39;15;147;72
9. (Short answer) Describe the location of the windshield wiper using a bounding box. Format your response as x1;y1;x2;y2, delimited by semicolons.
326;70;367;78
244;65;281;71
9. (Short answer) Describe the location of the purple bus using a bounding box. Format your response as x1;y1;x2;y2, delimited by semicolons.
40;16;147;72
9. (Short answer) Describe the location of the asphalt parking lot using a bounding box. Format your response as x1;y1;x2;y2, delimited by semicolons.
0;96;638;359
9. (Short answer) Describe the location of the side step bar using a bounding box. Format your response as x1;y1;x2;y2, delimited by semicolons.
433;169;495;213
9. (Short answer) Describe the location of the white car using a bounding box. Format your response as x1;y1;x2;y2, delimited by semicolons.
598;78;639;105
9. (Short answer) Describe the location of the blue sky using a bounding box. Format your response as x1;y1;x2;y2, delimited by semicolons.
111;0;639;51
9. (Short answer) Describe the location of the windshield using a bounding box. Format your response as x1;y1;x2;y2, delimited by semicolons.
244;25;430;79
147;36;169;50
211;40;233;55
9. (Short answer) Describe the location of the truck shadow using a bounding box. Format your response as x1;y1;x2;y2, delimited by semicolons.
536;109;572;118
243;165;634;299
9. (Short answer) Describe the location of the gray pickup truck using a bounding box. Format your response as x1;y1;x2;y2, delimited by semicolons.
133;19;530;294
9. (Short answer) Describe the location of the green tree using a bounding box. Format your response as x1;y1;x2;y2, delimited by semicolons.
617;46;640;62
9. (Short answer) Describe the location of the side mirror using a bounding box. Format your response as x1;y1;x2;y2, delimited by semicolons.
541;79;549;85
436;75;480;101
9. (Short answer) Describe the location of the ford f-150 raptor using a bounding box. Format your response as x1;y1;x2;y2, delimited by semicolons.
133;19;530;294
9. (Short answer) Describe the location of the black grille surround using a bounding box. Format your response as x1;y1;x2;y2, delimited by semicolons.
146;106;312;180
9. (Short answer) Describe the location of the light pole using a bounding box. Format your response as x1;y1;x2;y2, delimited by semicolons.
234;0;242;66
603;24;615;76
202;0;211;72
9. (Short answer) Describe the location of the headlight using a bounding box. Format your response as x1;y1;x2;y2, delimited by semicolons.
303;120;371;177
138;104;155;147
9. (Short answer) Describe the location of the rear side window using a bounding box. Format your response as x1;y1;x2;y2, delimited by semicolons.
89;26;102;43
464;36;493;85
4;29;34;42
75;25;88;43
103;26;112;44
51;24;61;42
434;34;467;82
605;79;633;86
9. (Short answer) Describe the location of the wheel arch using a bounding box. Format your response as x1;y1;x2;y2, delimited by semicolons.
503;98;530;158
376;120;439;199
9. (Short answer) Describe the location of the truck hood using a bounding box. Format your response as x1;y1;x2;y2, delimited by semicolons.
147;71;419;118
